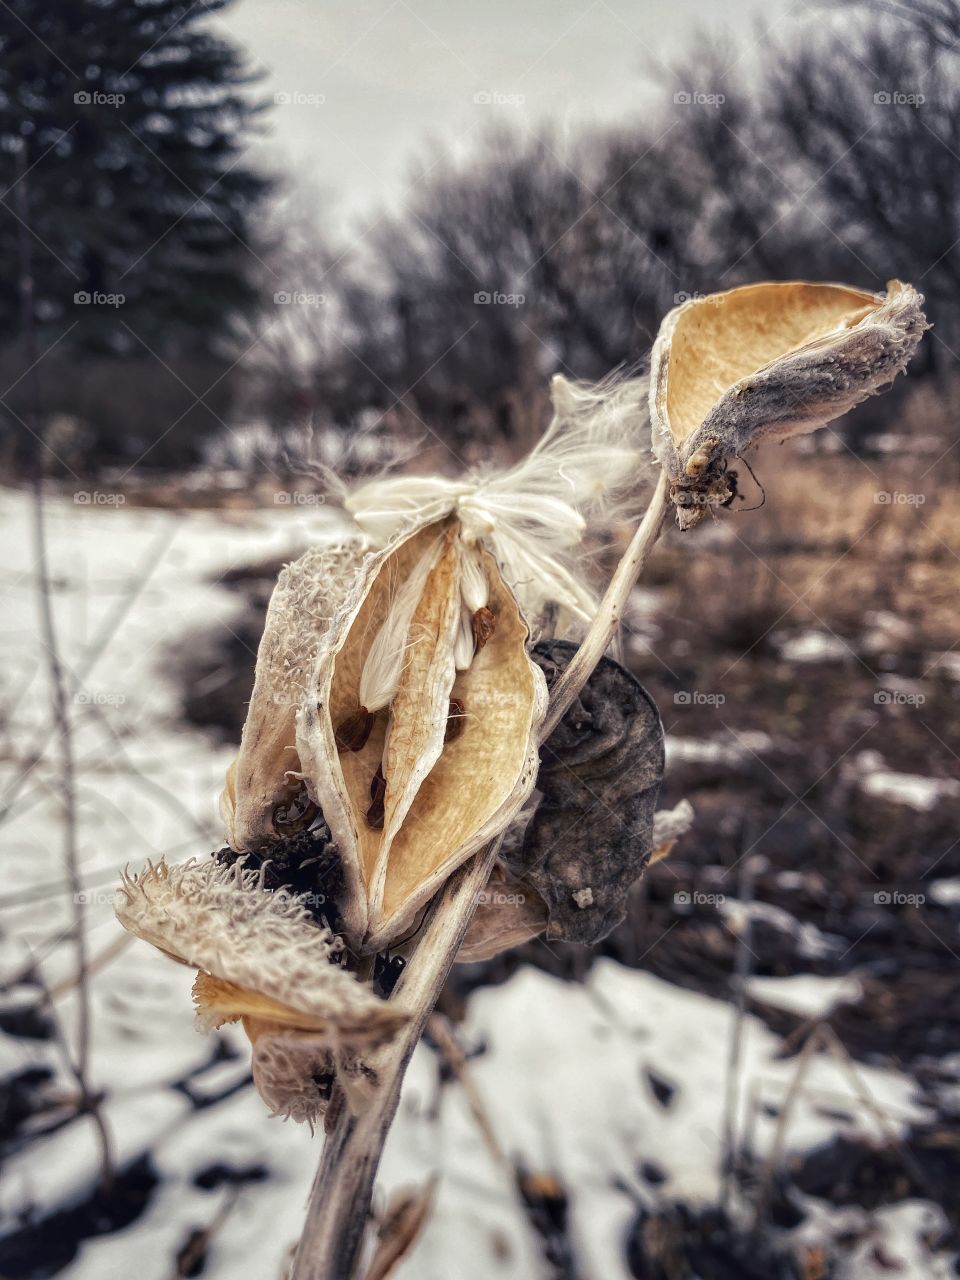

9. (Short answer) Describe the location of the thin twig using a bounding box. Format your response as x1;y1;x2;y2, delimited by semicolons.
15;140;113;1193
0;525;176;829
720;843;758;1211
426;1011;506;1168
753;1024;825;1228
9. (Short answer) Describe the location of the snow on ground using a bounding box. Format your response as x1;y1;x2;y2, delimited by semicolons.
746;973;863;1019
930;879;960;906
853;750;960;812
664;730;774;768
774;629;853;664
0;488;950;1279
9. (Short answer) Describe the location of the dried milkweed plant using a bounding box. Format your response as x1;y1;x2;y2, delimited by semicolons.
116;279;927;1280
116;856;405;1124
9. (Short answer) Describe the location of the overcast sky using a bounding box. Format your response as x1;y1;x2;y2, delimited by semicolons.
215;0;801;227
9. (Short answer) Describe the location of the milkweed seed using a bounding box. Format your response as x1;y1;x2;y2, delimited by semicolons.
335;706;374;752
445;697;466;743
272;785;319;834
472;606;496;653
366;763;386;829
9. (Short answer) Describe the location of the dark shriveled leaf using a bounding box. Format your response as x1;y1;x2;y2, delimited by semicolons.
507;640;664;944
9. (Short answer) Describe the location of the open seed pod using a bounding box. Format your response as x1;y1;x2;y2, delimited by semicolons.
297;517;548;952
650;279;928;529
221;539;366;851
115;858;406;1123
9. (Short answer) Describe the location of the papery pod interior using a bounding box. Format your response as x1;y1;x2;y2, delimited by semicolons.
650;279;927;528
297;517;547;950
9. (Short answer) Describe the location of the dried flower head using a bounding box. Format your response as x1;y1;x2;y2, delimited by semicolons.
650;279;928;529
115;857;406;1123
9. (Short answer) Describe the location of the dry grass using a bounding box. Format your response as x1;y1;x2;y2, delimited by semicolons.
648;443;960;650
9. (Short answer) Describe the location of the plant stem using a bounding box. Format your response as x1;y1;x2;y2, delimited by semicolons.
290;469;671;1280
290;836;503;1280
539;468;670;740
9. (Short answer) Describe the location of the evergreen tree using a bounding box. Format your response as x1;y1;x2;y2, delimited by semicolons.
0;0;271;358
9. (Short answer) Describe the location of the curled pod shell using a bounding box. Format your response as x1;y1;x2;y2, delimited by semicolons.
649;279;928;529
506;639;664;944
115;857;407;1124
456;868;549;963
221;539;366;850
297;517;548;951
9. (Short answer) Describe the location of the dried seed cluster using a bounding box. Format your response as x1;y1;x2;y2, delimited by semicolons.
116;856;407;1124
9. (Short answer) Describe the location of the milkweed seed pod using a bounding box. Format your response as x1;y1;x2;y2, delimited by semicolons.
297;519;549;951
650;279;928;529
220;539;367;851
505;639;664;944
115;858;406;1124
293;375;655;951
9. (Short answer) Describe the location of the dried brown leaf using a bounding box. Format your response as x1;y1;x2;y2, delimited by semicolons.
507;640;664;943
363;1177;439;1280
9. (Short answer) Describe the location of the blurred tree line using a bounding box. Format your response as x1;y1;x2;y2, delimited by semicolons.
264;0;957;462
1;0;958;476
0;0;269;472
